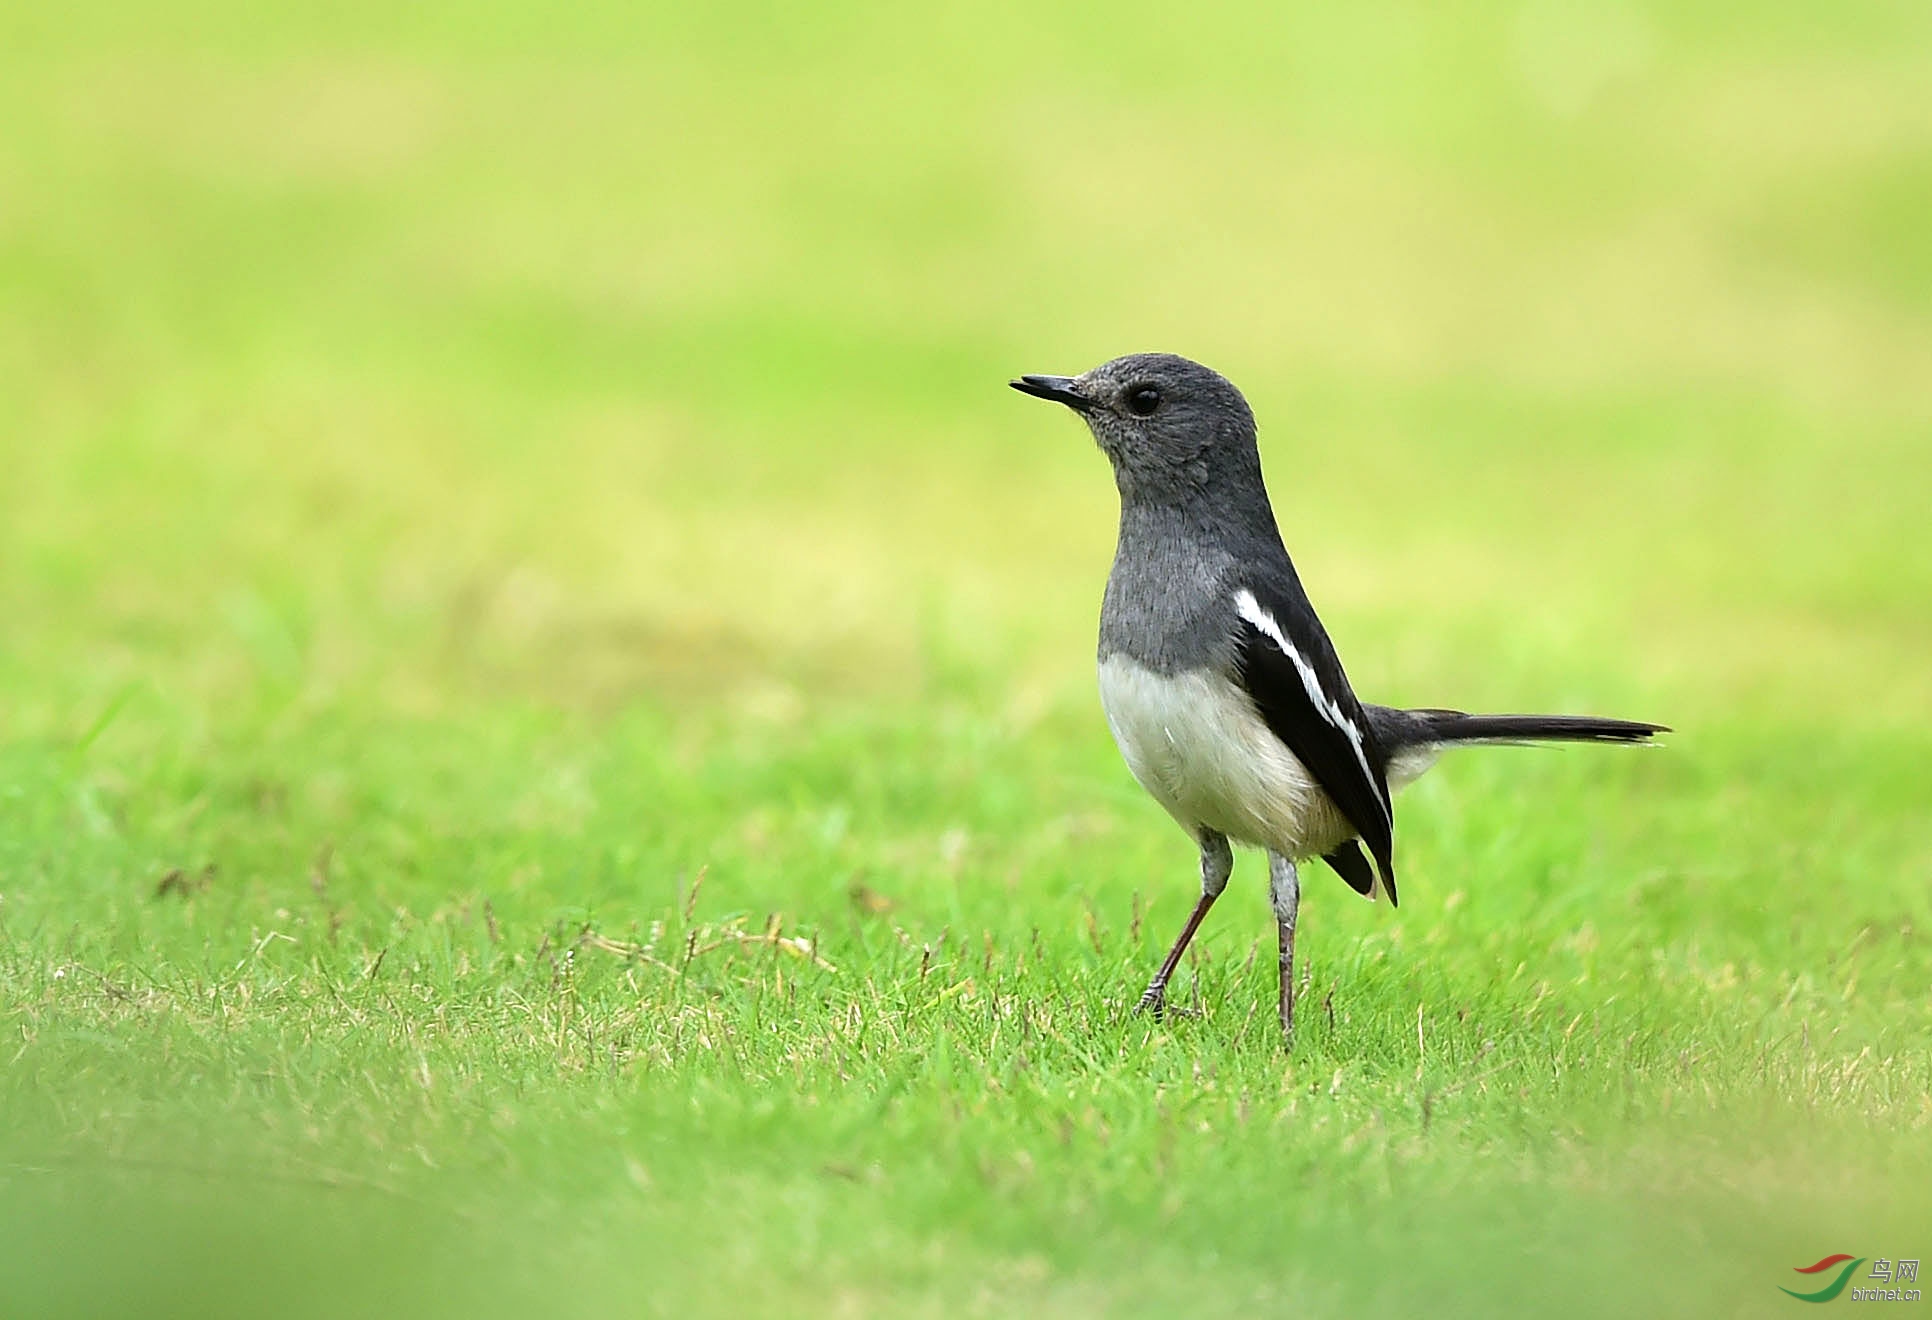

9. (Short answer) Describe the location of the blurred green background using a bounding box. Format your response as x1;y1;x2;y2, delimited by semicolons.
3;1;1930;1316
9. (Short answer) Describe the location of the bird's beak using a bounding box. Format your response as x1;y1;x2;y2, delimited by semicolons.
1009;374;1093;413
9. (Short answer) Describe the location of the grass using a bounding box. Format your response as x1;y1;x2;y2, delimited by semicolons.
3;0;1931;1315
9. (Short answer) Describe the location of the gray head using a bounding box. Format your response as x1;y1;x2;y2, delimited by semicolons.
1010;353;1265;507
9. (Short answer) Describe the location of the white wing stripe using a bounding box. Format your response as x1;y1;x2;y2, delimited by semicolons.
1234;589;1389;821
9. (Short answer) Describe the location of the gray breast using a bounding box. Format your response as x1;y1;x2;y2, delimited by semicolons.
1098;505;1242;675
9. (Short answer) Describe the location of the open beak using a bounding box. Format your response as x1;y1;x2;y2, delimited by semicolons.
1009;374;1093;413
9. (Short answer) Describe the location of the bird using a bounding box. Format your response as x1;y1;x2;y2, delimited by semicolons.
1010;353;1666;1046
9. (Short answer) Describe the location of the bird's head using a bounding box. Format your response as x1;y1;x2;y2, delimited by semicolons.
1010;353;1261;504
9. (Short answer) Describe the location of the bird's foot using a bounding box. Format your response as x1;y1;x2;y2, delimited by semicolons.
1132;985;1202;1020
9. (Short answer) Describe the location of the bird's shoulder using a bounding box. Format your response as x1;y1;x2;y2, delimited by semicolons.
1223;569;1358;709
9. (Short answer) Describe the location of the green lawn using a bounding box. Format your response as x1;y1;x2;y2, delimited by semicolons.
4;1;1931;1315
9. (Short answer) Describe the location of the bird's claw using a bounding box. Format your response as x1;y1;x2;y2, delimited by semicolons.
1132;988;1201;1021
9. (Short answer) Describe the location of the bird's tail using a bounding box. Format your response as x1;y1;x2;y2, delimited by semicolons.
1401;709;1668;746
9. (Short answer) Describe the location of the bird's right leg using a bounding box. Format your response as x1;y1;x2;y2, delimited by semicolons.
1133;830;1233;1018
1268;851;1301;1049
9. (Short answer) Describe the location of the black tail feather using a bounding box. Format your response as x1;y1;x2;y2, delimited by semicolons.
1322;839;1377;898
1405;709;1668;746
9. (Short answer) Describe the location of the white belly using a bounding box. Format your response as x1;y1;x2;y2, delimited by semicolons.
1098;655;1354;859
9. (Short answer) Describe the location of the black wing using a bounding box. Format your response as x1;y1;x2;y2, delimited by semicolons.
1231;582;1399;904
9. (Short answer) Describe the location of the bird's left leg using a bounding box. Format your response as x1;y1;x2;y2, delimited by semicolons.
1267;851;1301;1048
1133;830;1233;1017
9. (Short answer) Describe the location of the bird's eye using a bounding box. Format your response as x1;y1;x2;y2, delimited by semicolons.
1125;384;1162;416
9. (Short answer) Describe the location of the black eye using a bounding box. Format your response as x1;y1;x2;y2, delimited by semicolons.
1125;384;1162;416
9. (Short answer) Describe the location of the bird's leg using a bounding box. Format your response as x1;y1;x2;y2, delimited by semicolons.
1268;852;1301;1048
1134;831;1232;1018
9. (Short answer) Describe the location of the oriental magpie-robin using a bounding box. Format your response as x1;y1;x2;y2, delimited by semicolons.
1011;353;1666;1046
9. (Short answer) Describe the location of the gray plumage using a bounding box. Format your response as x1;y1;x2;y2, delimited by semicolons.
1011;352;1667;1046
